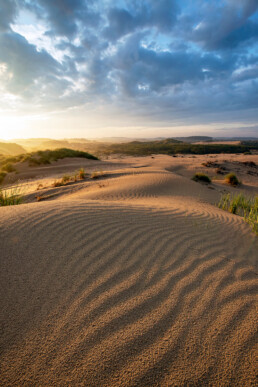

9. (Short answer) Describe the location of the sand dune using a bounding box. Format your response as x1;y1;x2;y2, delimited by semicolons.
0;155;257;386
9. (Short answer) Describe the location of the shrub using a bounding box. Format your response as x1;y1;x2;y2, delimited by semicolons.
225;173;240;186
192;173;211;183
1;162;16;173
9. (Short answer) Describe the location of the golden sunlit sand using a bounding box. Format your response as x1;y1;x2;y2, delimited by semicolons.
0;154;257;385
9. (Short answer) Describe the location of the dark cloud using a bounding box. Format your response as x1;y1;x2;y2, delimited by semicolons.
0;0;18;31
104;0;179;40
0;0;257;125
24;0;101;38
0;31;62;93
182;0;258;51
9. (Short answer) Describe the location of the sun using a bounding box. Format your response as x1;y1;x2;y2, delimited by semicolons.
0;114;44;140
0;115;26;140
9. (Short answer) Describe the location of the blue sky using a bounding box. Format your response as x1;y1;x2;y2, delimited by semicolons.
0;0;257;139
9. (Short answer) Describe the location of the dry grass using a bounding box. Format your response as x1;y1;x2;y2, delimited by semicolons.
53;169;87;187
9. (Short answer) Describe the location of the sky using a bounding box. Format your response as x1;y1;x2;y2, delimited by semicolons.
0;0;258;140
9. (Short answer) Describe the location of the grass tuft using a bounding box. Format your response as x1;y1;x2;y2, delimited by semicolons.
218;193;258;234
225;173;240;186
53;169;87;187
192;173;211;183
91;171;99;179
0;186;23;206
61;174;71;184
79;168;85;179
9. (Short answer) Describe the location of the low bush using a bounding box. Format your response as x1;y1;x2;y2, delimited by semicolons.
192;173;211;183
225;173;240;186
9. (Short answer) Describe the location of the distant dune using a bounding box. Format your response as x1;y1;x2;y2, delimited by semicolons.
0;142;26;156
0;154;257;385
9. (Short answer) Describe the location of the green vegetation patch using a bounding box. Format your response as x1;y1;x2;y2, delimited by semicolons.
1;162;16;173
0;186;23;206
100;141;252;156
192;173;211;183
218;193;258;234
0;148;98;170
23;148;98;166
225;173;240;186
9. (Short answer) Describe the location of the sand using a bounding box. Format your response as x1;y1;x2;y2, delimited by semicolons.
0;154;257;386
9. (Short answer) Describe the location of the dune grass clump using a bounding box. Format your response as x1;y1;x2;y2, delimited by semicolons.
91;170;104;179
91;171;99;179
225;173;240;186
0;171;6;184
53;176;70;187
53;169;87;187
218;193;258;234
1;162;16;173
61;174;71;184
192;173;211;183
0;186;23;206
79;168;85;179
25;148;98;167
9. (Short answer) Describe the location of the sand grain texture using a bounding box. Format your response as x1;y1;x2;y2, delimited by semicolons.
0;156;257;386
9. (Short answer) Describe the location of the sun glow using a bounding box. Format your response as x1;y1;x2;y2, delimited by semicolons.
0;114;50;140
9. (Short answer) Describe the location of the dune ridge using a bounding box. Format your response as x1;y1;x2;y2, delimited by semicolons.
0;159;257;386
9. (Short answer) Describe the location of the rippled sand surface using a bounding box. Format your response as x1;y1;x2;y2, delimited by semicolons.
1;155;257;386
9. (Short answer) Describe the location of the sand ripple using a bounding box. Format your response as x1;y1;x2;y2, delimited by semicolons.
0;169;257;386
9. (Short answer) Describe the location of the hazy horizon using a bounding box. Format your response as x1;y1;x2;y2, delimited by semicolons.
0;0;257;139
1;133;258;144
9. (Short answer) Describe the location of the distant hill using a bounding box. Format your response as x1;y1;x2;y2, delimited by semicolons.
174;136;213;143
5;137;258;157
0;142;26;155
13;139;71;151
